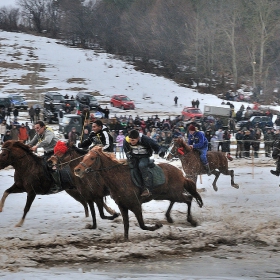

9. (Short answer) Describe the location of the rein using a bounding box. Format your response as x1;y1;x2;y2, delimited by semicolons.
79;150;125;173
54;153;86;168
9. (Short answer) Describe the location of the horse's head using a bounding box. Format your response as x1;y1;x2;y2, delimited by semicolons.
165;138;190;161
74;146;102;178
47;154;60;170
272;140;280;159
0;140;35;169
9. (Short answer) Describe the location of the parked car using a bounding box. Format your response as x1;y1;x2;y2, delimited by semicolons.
42;102;63;124
44;91;65;104
181;107;203;121
0;94;11;109
110;94;135;110
8;94;28;110
59;114;82;139
235;116;273;130
76;92;99;111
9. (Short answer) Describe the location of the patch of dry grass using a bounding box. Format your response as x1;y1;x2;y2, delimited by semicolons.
67;78;86;84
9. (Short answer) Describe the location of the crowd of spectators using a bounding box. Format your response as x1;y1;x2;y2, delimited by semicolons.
104;102;279;159
1;100;280;160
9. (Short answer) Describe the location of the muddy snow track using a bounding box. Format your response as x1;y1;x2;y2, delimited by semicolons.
1;159;280;271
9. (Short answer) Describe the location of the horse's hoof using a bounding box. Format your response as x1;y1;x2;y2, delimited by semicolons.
85;223;97;229
156;222;163;229
166;217;174;223
213;187;218;192
187;218;198;227
113;212;120;219
233;184;239;189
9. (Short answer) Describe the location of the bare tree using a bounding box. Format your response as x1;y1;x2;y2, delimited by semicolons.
0;7;20;31
17;0;48;32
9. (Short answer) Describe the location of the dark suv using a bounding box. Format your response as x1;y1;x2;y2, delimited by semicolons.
235;115;273;130
76;92;99;111
44;92;65;104
0;95;11;109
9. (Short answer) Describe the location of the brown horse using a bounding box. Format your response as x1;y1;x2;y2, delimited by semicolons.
0;140;112;227
165;138;239;191
47;141;119;229
74;146;203;240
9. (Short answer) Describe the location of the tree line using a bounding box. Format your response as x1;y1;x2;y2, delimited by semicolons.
1;0;280;102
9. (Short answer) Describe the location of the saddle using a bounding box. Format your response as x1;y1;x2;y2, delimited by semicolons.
129;159;165;189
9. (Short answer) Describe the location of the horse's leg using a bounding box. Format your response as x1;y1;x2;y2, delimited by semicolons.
131;205;163;233
165;202;175;223
0;191;9;212
212;170;221;191
184;196;197;227
223;169;239;189
65;190;89;217
0;183;25;212
103;200;120;218
118;204;130;240
183;179;203;208
15;192;36;227
95;198;119;220
86;201;97;229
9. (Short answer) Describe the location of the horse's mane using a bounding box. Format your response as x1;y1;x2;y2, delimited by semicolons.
175;138;192;152
91;146;121;164
3;140;42;163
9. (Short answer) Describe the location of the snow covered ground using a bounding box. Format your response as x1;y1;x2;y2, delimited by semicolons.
0;30;280;279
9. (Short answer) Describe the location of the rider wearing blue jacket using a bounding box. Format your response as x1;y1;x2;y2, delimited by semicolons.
188;124;211;175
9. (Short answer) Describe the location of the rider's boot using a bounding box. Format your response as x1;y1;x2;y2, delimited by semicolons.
204;163;212;176
50;171;63;193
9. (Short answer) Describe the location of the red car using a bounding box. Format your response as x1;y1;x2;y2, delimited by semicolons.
181;107;203;121
110;95;135;110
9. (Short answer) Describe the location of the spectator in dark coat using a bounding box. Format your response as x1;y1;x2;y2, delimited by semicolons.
243;130;253;158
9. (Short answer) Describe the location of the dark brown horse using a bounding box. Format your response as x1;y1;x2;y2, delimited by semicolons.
48;141;119;229
74;146;203;240
165;138;239;191
0;140;113;227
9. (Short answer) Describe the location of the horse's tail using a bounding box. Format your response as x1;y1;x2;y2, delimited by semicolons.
184;178;203;208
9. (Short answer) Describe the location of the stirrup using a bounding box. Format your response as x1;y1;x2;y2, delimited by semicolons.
141;188;151;197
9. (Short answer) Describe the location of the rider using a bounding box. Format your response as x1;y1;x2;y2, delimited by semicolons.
123;129;165;197
28;121;59;155
78;120;114;152
187;124;211;176
27;121;61;193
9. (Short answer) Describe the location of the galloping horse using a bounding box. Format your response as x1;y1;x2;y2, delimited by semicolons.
48;141;119;229
165;138;239;191
0;140;112;227
74;146;203;240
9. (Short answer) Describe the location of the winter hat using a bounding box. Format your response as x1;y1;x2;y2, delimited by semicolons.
188;125;196;132
54;141;68;155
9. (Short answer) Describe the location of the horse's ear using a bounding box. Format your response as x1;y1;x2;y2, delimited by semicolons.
92;146;102;152
68;141;74;148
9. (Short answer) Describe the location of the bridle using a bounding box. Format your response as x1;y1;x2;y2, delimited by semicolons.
49;152;86;168
1;147;27;161
165;142;177;159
